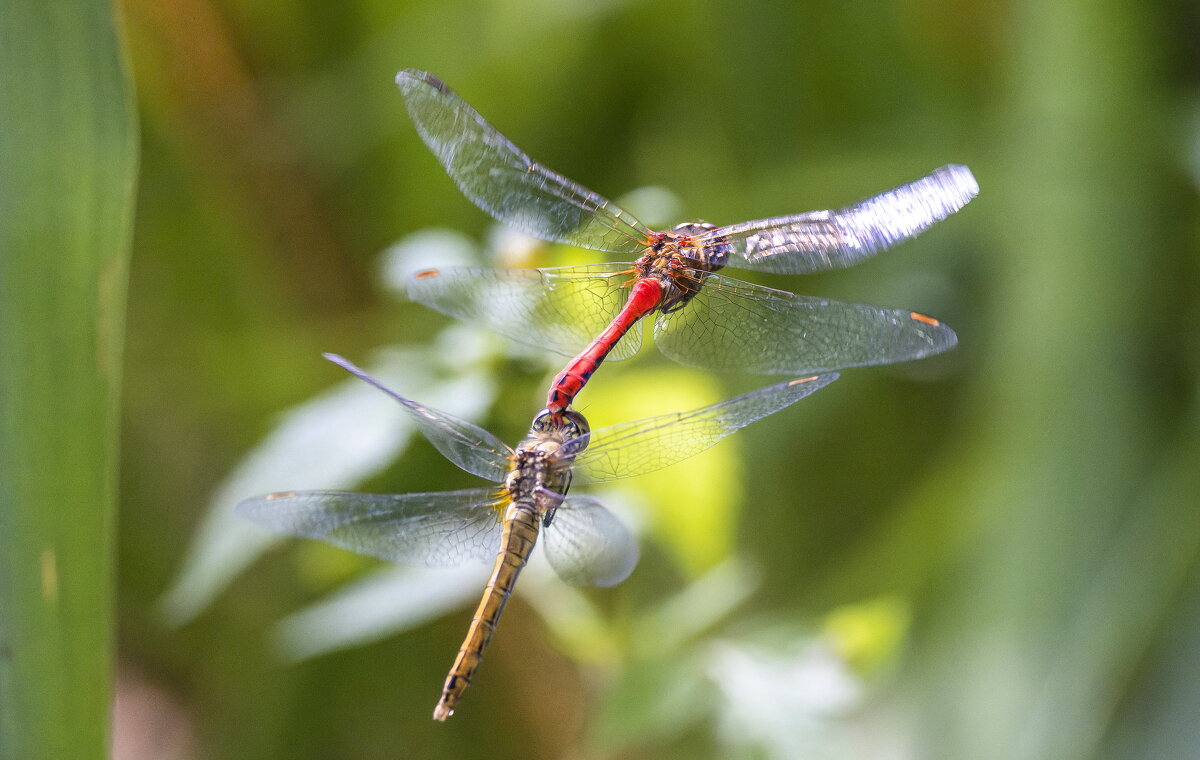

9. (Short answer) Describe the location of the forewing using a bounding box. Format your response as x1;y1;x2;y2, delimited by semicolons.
237;487;505;567
653;274;957;374
396;69;651;254
406;264;643;361
705;165;978;274
543;495;639;587
324;353;511;480
573;373;838;483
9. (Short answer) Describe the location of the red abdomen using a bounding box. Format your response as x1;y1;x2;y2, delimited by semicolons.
546;278;664;414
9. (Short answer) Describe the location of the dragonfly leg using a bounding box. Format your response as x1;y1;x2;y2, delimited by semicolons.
534;484;568;527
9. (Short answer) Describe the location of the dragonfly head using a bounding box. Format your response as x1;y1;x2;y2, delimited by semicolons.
530;408;591;454
671;220;731;269
671;220;715;236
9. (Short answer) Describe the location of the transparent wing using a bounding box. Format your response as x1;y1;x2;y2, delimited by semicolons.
542;495;639;587
406;264;643;360
237;487;505;567
653;274;957;374
699;165;978;274
324;353;511;481
572;373;839;483
396;69;651;254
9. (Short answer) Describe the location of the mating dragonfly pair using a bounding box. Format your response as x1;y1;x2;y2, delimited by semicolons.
239;70;977;721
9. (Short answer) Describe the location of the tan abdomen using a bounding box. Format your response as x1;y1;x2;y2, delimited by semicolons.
433;501;540;721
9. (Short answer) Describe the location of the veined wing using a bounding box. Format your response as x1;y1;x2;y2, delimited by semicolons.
653;274;957;374
396;69;651;255
325;353;511;481
699;165;978;274
237;487;505;567
572;374;838;483
406;264;643;361
542;495;639;587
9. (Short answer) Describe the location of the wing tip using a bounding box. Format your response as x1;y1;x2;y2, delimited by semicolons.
901;309;959;353
322;352;356;373
938;164;980;200
234;494;280;519
395;68;447;94
940;327;960;350
923;314;959;350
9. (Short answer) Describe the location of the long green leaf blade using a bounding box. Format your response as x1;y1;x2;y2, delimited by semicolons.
0;3;138;758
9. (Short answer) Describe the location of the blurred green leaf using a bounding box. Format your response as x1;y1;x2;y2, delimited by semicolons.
588;652;712;753
704;635;864;759
822;594;909;675
0;3;137;759
109;1;1200;757
583;367;741;574
631;558;760;657
159;346;497;625
907;3;1185;759
274;565;484;661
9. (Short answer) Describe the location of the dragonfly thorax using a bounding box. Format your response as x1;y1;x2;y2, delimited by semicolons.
637;222;730;313
506;410;589;507
505;441;574;510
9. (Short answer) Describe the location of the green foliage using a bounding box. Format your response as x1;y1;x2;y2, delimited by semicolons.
0;3;138;759
115;0;1200;758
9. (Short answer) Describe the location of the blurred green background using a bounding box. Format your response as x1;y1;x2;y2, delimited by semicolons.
106;0;1199;758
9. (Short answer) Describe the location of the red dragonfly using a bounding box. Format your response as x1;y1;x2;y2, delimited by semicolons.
397;70;976;417
239;353;838;719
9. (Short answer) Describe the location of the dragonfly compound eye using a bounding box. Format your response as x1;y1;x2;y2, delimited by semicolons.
671;221;730;268
529;408;556;436
559;410;590;441
530;408;591;450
